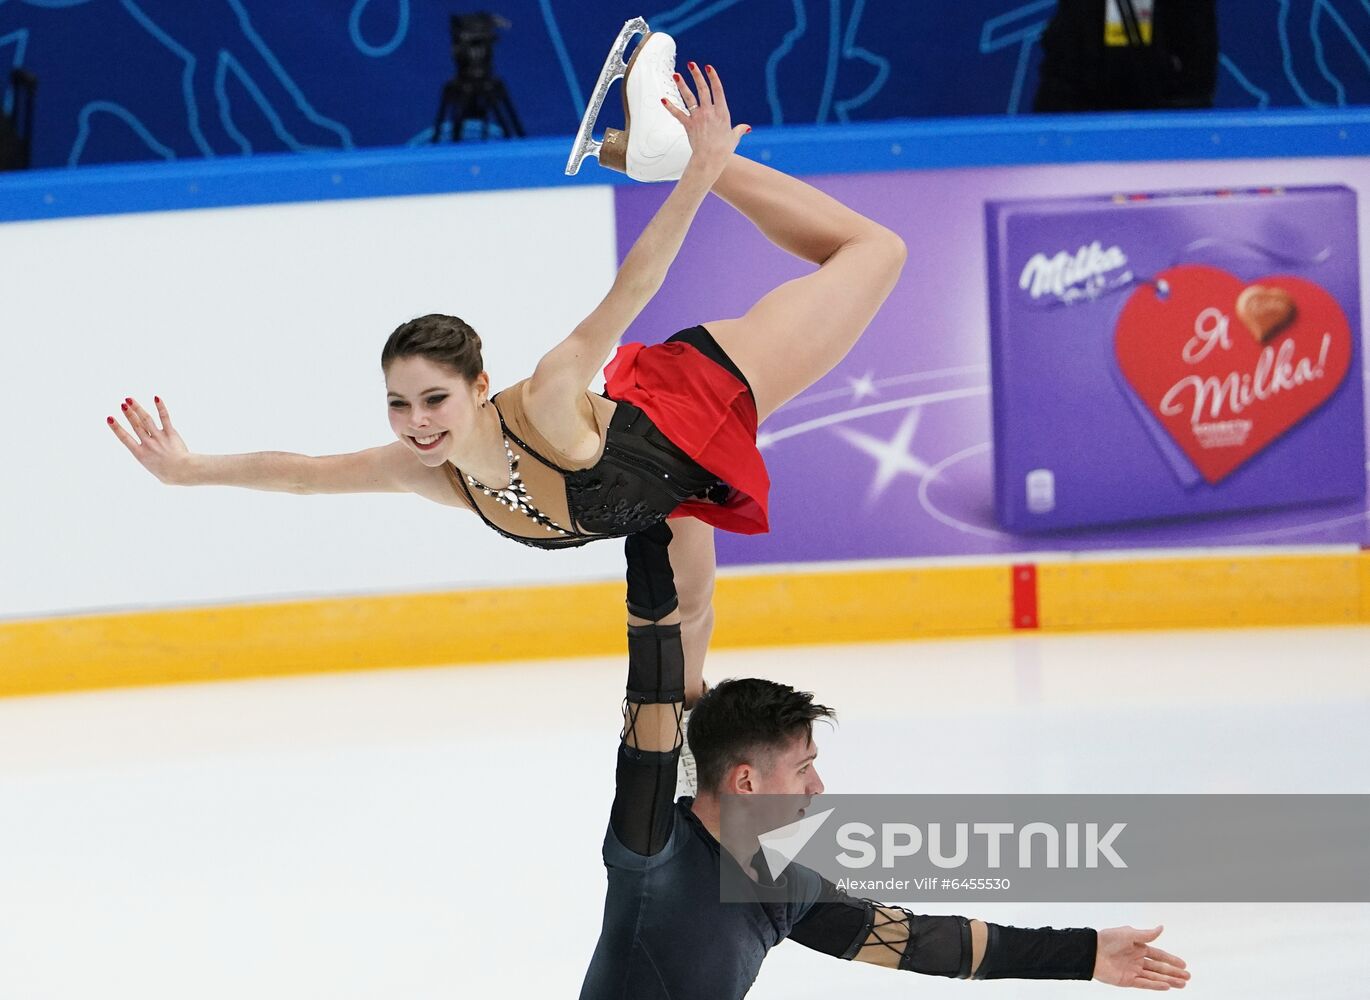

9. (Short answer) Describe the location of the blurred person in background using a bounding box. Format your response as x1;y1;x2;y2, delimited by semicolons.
1033;0;1218;112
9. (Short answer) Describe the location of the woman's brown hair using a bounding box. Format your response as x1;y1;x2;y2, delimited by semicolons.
381;314;483;381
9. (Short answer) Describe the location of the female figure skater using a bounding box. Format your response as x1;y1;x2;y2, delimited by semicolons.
108;30;906;785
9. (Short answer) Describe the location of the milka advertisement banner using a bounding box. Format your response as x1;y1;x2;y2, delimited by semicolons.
988;186;1363;533
615;158;1370;566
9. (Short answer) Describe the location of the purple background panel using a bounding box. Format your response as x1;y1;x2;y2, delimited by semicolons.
614;158;1370;567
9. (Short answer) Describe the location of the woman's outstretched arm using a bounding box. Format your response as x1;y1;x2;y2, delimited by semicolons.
108;395;416;495
528;64;749;407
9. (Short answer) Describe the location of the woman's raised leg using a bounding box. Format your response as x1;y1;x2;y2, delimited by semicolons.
701;155;906;423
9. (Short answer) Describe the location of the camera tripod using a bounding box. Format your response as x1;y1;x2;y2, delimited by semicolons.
432;73;524;142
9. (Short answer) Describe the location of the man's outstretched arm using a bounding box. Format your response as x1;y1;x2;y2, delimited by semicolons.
788;885;1189;988
607;522;685;858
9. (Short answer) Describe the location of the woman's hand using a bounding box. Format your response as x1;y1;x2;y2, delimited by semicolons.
1094;925;1189;990
545;60;747;384
662;62;750;177
108;396;195;485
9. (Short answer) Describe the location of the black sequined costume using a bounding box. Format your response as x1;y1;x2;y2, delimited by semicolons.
447;399;727;549
442;327;748;549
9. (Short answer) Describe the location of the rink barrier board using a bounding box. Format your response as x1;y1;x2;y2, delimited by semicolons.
1;550;1366;698
1361;547;1370;622
1035;551;1367;631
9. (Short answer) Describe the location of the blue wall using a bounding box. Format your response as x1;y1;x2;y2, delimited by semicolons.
2;0;1369;169
6;110;1370;225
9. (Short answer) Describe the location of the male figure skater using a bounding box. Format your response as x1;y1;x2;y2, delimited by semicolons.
580;522;1190;998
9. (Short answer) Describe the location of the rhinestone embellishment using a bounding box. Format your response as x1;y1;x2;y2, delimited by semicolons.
466;436;570;536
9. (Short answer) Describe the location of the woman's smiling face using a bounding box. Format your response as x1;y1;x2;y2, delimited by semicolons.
385;355;488;465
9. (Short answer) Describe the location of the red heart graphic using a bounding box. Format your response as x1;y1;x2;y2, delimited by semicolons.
1115;265;1352;484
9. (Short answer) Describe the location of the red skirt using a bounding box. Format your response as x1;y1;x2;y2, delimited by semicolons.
603;340;770;535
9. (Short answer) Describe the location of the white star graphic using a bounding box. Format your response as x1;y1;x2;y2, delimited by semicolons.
833;407;937;505
847;371;879;403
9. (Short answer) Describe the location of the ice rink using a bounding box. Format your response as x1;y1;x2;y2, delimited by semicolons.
2;625;1368;999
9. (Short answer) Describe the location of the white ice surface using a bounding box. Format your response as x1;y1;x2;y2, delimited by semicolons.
2;626;1367;999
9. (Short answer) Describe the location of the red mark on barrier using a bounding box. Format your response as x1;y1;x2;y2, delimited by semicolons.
1012;563;1039;630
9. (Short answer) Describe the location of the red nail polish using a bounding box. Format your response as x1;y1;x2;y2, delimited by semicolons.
661;98;668;105
107;416;115;424
121;403;128;410
124;397;132;404
154;396;161;403
706;65;714;74
688;61;698;70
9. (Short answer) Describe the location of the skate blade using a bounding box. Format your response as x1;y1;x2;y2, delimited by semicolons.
565;16;650;176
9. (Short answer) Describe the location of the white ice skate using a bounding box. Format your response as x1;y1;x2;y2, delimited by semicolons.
564;18;692;183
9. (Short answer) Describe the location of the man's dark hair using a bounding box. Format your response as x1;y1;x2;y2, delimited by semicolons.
687;678;835;793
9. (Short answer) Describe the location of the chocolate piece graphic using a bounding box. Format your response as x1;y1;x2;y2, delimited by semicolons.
1235;285;1297;342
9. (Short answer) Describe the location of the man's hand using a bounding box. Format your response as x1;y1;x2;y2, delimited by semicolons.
1094;925;1189;990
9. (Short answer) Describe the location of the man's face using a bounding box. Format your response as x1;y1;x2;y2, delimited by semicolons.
753;731;825;807
718;731;828;846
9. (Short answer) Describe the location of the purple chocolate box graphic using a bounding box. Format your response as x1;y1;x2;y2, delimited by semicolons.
986;186;1366;533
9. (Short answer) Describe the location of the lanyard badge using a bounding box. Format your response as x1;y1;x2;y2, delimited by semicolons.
1105;0;1155;46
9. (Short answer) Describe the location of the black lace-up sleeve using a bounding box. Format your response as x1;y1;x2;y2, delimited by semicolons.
789;878;973;976
790;878;1096;980
607;522;685;858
